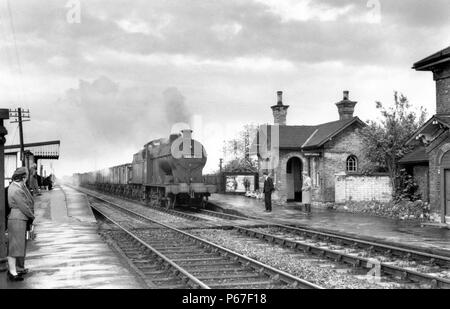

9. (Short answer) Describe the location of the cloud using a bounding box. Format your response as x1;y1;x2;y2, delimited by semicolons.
1;0;449;176
63;76;169;145
0;0;447;78
32;76;179;174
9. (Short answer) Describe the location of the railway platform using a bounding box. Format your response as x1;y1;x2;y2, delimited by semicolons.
208;194;450;257
0;185;143;289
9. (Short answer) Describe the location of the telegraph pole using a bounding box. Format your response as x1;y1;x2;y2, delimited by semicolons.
9;108;30;167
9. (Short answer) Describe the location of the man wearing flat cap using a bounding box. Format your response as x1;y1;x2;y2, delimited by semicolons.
6;167;35;281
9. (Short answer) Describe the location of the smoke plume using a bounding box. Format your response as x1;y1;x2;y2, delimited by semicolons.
163;87;192;126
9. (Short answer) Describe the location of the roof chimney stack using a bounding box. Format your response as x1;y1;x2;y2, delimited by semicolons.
413;46;450;115
271;91;289;125
335;90;357;121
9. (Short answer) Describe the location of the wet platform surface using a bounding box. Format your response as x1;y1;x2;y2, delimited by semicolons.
209;194;450;256
1;185;143;289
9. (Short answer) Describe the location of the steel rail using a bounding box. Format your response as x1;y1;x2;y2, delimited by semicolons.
74;186;450;288
253;221;450;267
200;206;450;267
234;226;450;289
87;192;323;289
156;202;450;288
197;209;253;220
75;185;450;269
76;185;450;268
90;203;211;289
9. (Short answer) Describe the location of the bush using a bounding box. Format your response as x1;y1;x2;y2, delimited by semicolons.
335;199;431;221
394;169;421;202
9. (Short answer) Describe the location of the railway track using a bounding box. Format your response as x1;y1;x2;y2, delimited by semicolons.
196;207;450;288
72;186;450;288
89;194;323;289
234;225;450;288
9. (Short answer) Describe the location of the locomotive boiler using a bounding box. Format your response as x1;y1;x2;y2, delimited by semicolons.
74;129;216;209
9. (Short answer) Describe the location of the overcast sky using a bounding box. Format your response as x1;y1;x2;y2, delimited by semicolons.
0;0;449;176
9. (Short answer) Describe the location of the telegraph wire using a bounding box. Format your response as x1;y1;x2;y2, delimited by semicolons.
6;0;22;75
3;0;28;109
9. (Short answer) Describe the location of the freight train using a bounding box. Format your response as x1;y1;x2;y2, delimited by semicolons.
73;129;216;208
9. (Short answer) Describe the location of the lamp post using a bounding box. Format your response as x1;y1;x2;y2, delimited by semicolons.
0;109;9;273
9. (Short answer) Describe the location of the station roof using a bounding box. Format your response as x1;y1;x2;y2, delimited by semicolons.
302;117;366;149
404;115;450;146
4;140;60;160
398;147;428;164
413;46;450;71
262;117;366;150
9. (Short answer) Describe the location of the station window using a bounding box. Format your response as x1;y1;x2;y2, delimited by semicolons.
346;155;358;172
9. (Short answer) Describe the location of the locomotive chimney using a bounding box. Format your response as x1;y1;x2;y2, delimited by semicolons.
181;129;193;140
181;129;196;158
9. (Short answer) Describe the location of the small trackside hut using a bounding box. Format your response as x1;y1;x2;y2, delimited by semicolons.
258;91;372;204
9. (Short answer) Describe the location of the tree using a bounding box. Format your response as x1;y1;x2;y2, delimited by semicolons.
222;124;258;172
360;92;427;197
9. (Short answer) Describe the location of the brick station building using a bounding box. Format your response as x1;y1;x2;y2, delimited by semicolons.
399;46;450;224
259;90;370;203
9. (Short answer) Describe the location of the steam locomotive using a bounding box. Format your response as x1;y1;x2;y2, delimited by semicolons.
74;129;216;208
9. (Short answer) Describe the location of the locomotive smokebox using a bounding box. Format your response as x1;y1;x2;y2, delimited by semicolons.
169;133;180;143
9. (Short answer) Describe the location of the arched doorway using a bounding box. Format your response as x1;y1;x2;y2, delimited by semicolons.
286;157;303;202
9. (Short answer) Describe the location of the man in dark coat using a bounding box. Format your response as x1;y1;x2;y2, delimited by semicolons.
263;172;274;212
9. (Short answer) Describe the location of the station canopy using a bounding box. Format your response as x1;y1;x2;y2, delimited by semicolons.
4;140;60;160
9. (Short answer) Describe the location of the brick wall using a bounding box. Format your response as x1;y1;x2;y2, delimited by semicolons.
434;64;450;114
335;173;392;203
321;123;371;202
428;137;450;215
429;147;441;213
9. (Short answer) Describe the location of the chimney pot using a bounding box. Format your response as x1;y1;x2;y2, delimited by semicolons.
271;91;289;125
277;91;283;105
343;90;349;100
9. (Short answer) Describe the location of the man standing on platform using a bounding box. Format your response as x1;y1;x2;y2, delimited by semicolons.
263;172;274;212
7;167;34;281
302;171;312;214
29;164;40;196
